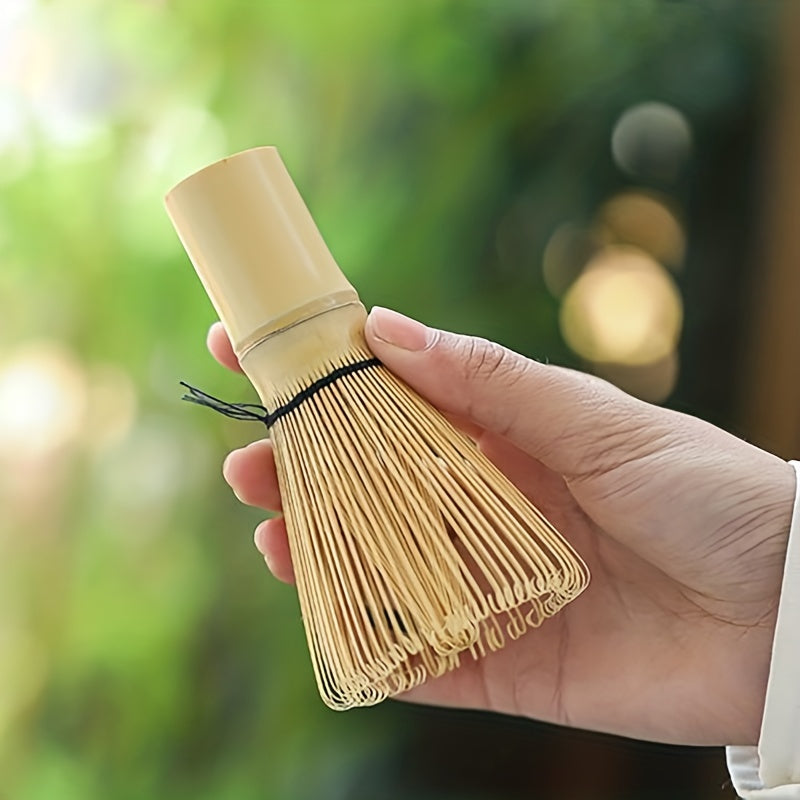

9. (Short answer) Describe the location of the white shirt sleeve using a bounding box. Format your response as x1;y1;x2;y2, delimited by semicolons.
726;460;800;797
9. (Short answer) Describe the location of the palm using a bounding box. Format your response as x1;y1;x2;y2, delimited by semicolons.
403;427;790;746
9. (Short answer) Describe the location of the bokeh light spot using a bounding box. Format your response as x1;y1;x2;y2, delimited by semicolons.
560;246;682;366
597;190;685;270
611;101;692;182
0;342;87;457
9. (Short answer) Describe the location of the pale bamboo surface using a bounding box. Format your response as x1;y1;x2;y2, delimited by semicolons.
164;147;358;356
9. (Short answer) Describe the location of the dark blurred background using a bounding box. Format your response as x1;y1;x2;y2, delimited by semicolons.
2;1;798;798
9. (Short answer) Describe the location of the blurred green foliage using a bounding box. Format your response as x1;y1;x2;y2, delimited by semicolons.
0;1;778;798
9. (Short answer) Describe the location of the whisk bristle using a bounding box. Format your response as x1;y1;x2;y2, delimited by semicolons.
261;331;588;709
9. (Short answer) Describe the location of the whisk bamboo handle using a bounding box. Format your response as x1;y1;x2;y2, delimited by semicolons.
165;146;356;359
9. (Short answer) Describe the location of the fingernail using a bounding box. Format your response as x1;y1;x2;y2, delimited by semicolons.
368;307;432;351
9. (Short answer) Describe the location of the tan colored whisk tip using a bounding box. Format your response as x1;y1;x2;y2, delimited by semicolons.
257;325;590;710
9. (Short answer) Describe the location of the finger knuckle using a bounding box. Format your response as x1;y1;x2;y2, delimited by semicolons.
461;337;520;384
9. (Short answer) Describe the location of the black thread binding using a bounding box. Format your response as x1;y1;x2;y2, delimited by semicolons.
180;357;381;429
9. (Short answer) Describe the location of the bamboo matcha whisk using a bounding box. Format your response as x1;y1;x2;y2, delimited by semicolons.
165;147;589;709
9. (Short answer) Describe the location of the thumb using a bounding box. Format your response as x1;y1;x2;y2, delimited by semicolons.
365;306;673;479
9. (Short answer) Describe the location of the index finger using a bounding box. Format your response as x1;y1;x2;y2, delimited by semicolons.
207;322;244;373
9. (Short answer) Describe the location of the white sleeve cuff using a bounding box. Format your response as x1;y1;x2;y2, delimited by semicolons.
727;460;800;798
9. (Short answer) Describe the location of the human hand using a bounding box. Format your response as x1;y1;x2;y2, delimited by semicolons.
208;307;794;747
